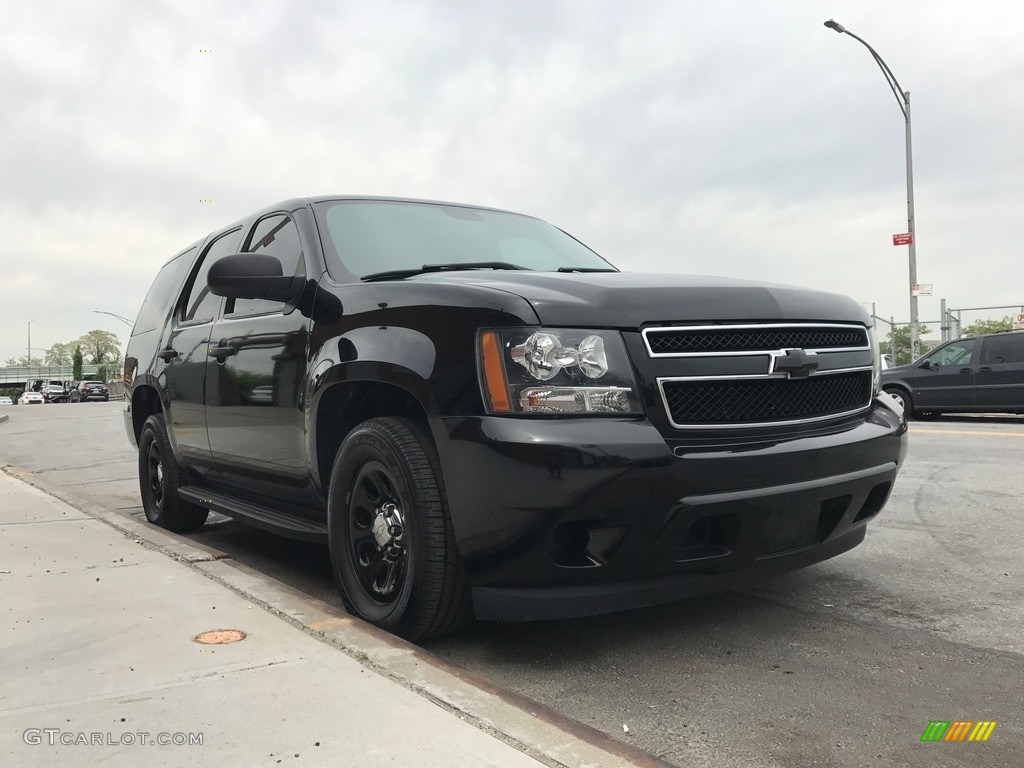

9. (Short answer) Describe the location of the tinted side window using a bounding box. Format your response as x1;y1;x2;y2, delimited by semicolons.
980;334;1024;365
180;229;241;324
227;214;304;317
927;339;975;366
132;247;196;336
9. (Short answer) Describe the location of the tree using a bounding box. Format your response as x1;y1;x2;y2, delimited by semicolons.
96;365;109;382
76;329;121;365
962;316;1013;337
4;355;44;367
879;324;933;366
72;345;84;381
45;342;73;366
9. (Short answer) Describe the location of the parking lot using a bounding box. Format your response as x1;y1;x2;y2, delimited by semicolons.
1;401;1021;767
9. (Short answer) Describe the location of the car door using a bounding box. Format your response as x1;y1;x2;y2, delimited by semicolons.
911;338;977;410
160;232;238;475
205;212;316;515
975;333;1024;410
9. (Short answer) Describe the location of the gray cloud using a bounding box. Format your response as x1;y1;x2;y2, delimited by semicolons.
3;0;1024;361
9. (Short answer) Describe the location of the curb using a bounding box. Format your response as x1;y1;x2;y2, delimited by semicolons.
2;465;674;768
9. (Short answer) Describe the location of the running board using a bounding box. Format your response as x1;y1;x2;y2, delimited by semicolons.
178;486;327;542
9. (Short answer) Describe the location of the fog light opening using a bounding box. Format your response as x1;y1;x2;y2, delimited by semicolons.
854;482;892;523
549;522;626;568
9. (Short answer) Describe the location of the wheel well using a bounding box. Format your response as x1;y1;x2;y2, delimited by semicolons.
131;385;163;442
315;382;429;486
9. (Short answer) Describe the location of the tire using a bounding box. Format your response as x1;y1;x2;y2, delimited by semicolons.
137;414;209;532
883;387;914;417
327;417;471;641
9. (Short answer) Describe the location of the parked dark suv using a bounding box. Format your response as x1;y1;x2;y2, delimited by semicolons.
123;196;908;640
881;329;1024;418
72;380;110;402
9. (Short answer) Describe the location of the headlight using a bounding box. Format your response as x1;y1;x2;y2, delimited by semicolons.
478;328;642;415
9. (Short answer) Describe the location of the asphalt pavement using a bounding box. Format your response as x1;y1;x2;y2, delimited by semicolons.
1;402;1022;767
0;404;667;768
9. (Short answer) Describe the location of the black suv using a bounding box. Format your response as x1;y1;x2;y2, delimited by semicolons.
881;329;1024;418
123;196;907;640
72;381;110;402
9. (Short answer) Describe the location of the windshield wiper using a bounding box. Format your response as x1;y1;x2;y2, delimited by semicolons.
556;267;618;273
361;262;528;282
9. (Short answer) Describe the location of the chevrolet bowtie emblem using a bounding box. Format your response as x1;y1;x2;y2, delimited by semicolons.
769;348;819;378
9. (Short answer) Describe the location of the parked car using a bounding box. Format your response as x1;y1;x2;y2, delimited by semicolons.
19;391;45;405
123;195;908;640
71;381;110;402
0;396;13;406
41;383;70;403
881;329;1024;418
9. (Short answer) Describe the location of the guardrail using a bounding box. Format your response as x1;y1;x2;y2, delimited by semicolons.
0;365;103;386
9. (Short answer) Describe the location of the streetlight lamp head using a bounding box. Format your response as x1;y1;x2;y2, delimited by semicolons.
824;19;846;33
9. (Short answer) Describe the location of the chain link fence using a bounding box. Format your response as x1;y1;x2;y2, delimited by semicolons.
870;302;1023;366
871;316;943;366
945;303;1024;341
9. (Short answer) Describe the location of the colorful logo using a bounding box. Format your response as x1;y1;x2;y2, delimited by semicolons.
921;721;997;742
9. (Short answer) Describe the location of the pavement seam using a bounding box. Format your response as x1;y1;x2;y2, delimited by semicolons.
1;465;671;768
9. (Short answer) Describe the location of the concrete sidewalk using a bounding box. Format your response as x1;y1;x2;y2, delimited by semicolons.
0;472;554;767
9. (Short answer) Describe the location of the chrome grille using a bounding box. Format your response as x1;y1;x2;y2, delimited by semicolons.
660;370;873;428
644;324;868;357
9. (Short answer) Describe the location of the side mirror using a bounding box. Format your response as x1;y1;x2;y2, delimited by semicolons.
918;360;935;370
208;254;303;303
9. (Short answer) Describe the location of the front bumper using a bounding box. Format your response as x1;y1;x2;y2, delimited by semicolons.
434;397;907;622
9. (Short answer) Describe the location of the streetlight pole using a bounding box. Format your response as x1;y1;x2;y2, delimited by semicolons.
27;319;34;363
93;310;135;327
824;19;920;361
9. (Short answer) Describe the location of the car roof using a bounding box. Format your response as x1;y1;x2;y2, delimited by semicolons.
950;328;1024;343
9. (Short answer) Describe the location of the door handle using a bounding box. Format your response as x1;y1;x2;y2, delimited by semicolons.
979;366;993;372
208;345;238;359
157;348;179;361
959;367;972;374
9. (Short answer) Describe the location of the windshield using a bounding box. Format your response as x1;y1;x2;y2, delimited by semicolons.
315;200;615;280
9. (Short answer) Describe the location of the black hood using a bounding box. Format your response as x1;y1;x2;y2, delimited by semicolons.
411;271;870;328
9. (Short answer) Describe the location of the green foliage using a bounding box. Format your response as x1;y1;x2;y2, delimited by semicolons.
45;342;73;366
962;316;1013;337
0;387;23;400
4;355;44;367
879;324;934;366
76;329;121;365
96;364;109;382
73;345;84;381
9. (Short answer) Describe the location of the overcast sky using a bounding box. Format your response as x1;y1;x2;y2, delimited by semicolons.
3;0;1023;363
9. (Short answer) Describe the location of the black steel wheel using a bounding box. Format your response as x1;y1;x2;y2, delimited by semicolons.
137;414;208;532
327;417;470;641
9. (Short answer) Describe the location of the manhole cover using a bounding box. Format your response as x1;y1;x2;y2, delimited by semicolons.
193;629;247;645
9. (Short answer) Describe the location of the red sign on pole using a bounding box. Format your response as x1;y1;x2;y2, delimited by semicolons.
893;232;913;246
